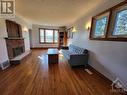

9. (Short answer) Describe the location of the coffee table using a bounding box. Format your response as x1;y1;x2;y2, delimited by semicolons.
47;48;59;64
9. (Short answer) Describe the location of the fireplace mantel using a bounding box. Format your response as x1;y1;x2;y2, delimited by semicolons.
5;37;24;40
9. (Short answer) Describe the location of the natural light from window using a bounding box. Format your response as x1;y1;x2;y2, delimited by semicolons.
94;17;107;37
40;29;44;43
39;29;58;43
45;30;53;43
113;9;127;36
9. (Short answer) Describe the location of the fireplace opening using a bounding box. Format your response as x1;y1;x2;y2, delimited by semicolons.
13;47;24;57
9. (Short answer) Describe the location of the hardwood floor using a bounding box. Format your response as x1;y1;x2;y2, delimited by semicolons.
0;49;125;95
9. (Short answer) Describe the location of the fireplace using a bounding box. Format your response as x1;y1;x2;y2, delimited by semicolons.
4;20;30;65
5;20;25;59
5;38;25;59
13;47;24;57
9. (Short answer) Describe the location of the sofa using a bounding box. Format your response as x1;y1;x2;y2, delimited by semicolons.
61;44;89;67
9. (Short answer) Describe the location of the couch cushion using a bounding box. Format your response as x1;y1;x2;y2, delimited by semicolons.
62;44;88;60
61;50;77;60
69;44;84;54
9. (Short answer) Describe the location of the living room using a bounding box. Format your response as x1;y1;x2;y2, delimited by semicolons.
0;0;127;95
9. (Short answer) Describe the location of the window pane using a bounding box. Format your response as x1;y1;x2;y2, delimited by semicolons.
45;30;53;43
113;9;127;36
54;30;58;43
94;17;107;37
40;29;44;43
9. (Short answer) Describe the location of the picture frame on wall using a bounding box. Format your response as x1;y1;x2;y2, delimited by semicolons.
90;11;110;39
67;29;70;38
67;27;73;39
70;32;73;39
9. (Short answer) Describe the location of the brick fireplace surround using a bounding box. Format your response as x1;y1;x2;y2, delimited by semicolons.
5;38;25;59
3;20;31;65
5;20;25;60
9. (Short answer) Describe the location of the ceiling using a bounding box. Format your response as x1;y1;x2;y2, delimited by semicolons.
16;0;112;26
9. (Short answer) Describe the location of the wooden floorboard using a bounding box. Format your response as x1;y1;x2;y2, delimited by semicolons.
0;49;125;95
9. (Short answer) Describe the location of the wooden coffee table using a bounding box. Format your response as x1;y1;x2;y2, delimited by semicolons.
47;48;59;64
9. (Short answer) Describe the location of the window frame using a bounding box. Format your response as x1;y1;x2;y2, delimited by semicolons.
108;2;127;39
39;28;59;44
90;1;127;42
113;9;127;36
90;11;110;39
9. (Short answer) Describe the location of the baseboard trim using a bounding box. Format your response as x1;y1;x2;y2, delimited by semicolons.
88;65;127;93
87;65;112;83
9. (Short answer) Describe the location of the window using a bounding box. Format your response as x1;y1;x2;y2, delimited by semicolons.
94;17;107;37
90;11;110;39
39;29;58;44
40;29;44;43
90;1;127;41
45;30;53;43
113;9;127;36
54;30;58;43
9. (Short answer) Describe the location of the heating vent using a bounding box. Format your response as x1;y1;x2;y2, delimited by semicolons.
0;60;10;70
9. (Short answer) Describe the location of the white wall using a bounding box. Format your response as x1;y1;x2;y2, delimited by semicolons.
0;19;9;64
68;0;127;89
31;24;59;48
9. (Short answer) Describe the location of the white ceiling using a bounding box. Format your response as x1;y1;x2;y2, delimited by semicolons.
16;0;114;26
